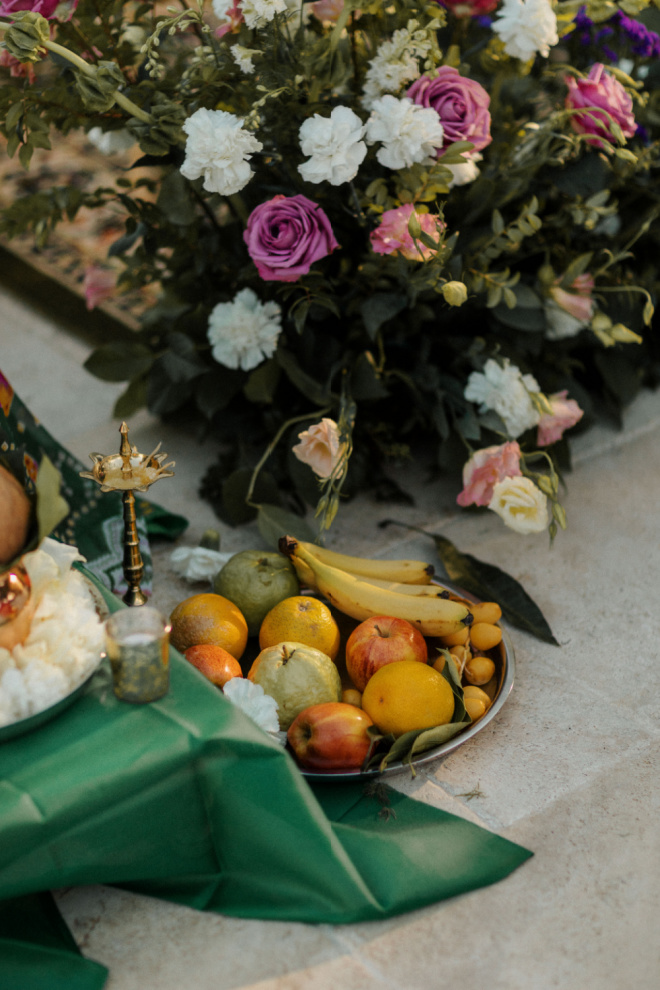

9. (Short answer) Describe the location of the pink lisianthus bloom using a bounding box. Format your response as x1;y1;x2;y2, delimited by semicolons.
438;0;499;16
456;441;522;507
311;0;345;21
215;0;244;37
537;391;584;447
0;48;36;82
83;266;116;311
406;66;492;157
292;418;345;479
0;0;76;17
370;204;444;261
245;194;339;282
545;272;595;340
565;63;636;150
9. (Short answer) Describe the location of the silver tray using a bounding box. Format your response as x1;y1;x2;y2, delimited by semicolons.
299;581;515;782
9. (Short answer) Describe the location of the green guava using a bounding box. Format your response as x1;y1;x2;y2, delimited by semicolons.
213;550;300;637
248;641;342;730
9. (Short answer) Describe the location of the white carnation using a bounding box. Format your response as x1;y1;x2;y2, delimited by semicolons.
241;0;287;29
298;106;367;186
362;19;437;109
207;288;282;371
223;677;281;735
170;547;233;583
464;358;541;438
366;95;444;170
492;0;558;62
180;108;262;196
231;45;261;74
212;0;233;15
489;476;549;534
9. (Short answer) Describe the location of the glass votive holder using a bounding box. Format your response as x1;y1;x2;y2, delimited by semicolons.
105;607;171;703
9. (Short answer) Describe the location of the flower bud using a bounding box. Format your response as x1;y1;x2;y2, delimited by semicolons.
3;12;50;63
441;281;468;307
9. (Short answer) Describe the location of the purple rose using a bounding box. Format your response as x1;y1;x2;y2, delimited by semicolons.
565;63;636;150
406;66;492;156
0;0;75;17
244;194;339;282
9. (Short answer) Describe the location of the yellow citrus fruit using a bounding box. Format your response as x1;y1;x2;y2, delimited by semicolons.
258;595;340;660
362;660;455;737
170;593;248;659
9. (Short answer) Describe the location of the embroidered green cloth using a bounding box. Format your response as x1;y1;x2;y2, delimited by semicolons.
0;369;188;594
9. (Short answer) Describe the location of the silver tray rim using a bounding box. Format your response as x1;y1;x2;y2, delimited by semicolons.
300;580;515;782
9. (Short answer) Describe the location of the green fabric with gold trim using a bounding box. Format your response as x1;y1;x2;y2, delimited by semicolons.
0;369;187;594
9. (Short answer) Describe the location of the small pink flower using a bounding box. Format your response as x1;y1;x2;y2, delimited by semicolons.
311;0;345;21
565;63;636;150
83;266;116;311
370;204;444;261
215;0;244;37
457;442;522;507
537;391;584;447
438;0;499;17
549;272;595;323
292;418;344;479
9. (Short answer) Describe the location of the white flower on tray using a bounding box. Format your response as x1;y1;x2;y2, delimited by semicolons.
170;547;233;583
223;677;284;740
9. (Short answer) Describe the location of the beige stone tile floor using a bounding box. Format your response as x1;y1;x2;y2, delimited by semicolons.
1;281;660;989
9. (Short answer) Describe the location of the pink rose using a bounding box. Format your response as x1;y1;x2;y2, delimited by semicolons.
370;204;444;261
0;0;76;17
292;418;344;479
244;194;339;283
406;66;492;156
457;442;522;507
83;266;116;311
438;0;499;16
565;63;636;150
537;391;584;447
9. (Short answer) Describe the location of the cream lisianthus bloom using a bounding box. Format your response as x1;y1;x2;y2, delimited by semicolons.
488;476;549;534
292;418;345;479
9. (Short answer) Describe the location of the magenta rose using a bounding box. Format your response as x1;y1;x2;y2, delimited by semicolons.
244;194;339;282
456;442;522;507
0;0;75;17
406;66;492;156
565;63;636;150
438;0;499;17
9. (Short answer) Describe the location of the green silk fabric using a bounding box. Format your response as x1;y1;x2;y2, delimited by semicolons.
0;573;532;988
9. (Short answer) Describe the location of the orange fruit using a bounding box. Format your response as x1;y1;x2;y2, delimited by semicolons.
469;622;502;652
361;660;455;737
184;644;243;688
258;595;340;660
170;593;248;659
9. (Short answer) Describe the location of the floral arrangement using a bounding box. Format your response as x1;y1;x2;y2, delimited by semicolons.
1;0;659;542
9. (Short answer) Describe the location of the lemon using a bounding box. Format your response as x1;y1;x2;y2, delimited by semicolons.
248;641;342;730
362;660;455;737
259;595;340;660
213;550;299;637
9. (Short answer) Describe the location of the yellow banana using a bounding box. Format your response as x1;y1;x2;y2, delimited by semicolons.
279;537;472;637
352;575;454;597
295;539;434;585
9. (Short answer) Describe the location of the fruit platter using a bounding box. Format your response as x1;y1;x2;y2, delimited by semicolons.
171;537;514;780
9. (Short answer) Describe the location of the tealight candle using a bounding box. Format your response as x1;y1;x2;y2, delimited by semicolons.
105;607;171;703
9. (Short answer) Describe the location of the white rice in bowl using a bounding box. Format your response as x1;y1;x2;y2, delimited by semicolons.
0;538;106;727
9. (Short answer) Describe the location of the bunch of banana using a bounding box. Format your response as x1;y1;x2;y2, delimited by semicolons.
278;536;473;638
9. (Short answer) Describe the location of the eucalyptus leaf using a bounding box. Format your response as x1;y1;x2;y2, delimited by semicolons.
361;293;408;340
256;504;317;550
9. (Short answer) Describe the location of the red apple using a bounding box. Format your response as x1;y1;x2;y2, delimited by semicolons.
287;702;375;771
345;615;428;692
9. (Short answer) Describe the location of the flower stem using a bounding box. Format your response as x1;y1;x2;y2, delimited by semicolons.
245;408;331;509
